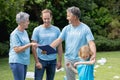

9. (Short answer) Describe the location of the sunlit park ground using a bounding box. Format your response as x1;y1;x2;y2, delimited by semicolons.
0;51;120;80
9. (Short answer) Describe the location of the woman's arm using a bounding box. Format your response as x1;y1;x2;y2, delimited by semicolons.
14;42;35;53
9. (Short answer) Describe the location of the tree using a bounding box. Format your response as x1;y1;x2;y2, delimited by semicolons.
0;0;25;42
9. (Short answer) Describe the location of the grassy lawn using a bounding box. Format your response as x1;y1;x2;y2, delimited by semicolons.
0;51;120;80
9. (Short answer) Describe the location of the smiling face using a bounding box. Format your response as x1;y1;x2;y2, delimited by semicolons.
41;9;52;27
20;18;30;29
66;11;76;24
66;6;81;25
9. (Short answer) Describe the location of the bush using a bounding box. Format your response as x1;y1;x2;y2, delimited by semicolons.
0;41;9;56
95;36;120;51
27;21;39;38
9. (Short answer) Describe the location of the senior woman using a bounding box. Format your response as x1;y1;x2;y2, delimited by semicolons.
9;12;37;80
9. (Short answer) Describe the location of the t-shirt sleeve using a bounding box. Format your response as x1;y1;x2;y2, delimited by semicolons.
56;27;61;38
86;27;94;42
31;28;39;42
10;34;21;47
59;27;67;41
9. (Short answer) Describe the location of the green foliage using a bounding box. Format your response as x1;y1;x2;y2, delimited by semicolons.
0;0;25;20
0;41;9;56
0;0;25;55
95;36;120;51
0;0;25;34
93;7;112;26
108;18;120;39
95;0;120;15
24;0;68;29
0;0;120;53
27;21;39;38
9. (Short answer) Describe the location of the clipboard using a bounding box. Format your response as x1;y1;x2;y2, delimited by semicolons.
38;45;57;55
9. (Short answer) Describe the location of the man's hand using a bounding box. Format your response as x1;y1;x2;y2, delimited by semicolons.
90;55;95;61
56;61;62;70
74;62;79;67
36;62;42;69
41;50;47;54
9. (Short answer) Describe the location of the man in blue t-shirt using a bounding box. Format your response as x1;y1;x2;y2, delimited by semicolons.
50;6;96;80
31;9;63;80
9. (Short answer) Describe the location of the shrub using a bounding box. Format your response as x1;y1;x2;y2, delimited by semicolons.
95;36;120;51
0;41;9;56
27;21;39;38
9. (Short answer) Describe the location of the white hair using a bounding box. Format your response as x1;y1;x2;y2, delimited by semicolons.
16;12;30;24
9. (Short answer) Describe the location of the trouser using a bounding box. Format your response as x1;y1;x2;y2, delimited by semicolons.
34;58;56;80
64;58;78;80
10;63;27;80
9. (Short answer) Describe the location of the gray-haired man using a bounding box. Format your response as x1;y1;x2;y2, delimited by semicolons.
50;6;96;80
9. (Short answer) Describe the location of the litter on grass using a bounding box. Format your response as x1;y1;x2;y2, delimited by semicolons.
97;58;107;65
56;67;64;72
26;72;34;78
94;64;100;69
113;76;120;79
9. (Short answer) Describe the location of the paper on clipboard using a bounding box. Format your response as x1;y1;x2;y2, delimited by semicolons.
38;45;57;55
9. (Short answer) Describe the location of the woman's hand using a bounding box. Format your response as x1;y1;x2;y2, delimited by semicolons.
31;42;38;48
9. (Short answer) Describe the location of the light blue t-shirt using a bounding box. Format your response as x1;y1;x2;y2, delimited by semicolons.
59;22;94;61
9;28;30;65
31;25;60;60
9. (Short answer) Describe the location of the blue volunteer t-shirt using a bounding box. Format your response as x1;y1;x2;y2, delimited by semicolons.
59;22;94;61
31;25;60;60
9;28;30;65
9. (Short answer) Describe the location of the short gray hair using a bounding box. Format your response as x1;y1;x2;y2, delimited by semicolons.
67;6;81;19
16;12;30;24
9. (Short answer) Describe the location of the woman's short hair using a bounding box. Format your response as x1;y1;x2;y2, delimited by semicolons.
16;12;30;24
67;6;81;19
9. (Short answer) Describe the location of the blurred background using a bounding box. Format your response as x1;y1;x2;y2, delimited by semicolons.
0;0;120;56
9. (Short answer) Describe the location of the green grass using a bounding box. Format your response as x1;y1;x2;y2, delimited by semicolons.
0;51;120;80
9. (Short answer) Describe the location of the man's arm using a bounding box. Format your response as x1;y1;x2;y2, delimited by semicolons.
66;62;78;74
32;40;42;69
88;40;96;61
50;38;63;48
56;43;63;69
